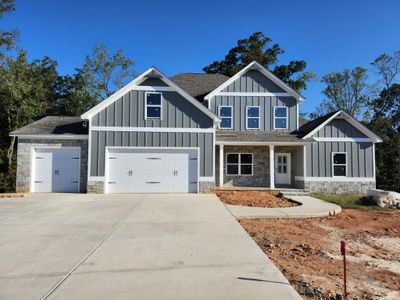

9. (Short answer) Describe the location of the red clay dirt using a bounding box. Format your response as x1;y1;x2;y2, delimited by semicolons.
240;209;400;300
216;190;296;208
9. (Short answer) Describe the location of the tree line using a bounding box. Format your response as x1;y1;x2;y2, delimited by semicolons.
0;0;398;192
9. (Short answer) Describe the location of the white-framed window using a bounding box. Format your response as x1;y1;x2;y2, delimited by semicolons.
145;92;162;119
274;106;288;129
219;106;233;129
332;152;347;177
226;153;253;176
246;106;260;129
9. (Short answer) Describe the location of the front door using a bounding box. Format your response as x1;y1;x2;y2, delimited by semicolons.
275;153;291;186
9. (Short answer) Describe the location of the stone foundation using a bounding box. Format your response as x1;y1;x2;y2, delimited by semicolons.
295;179;376;194
199;181;216;193
16;138;88;193
87;181;104;194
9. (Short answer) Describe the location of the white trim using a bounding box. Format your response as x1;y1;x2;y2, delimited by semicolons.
212;123;216;179
91;126;215;133
218;105;233;129
269;145;275;189
81;67;220;122
205;61;304;101
219;144;224;186
198;176;215;182
295;176;375;182
296;103;299;130
273;106;288;130
144;92;162;120
332;152;347;178
133;86;174;91
215;92;291;97
372;143;376;179
245;106;260;130
225;153;253;176
216;141;312;146
88;176;105;182
303;145;307;177
11;134;88;140
104;146;200;194
314;137;373;142
30;146;81;193
302;110;382;143
275;152;291;185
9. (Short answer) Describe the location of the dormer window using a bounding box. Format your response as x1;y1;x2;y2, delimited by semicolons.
219;106;233;129
246;106;260;129
274;106;288;129
145;92;162;119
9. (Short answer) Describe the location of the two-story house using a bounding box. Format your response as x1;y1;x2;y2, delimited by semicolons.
11;61;382;194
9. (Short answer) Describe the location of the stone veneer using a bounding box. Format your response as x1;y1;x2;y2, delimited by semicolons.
199;181;215;193
16;138;88;193
295;179;376;194
87;181;104;194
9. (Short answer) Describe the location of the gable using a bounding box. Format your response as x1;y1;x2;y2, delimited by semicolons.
313;119;367;138
139;77;168;86
222;69;286;93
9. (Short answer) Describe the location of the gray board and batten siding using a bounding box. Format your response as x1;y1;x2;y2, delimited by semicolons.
306;118;373;178
89;88;215;178
209;70;298;131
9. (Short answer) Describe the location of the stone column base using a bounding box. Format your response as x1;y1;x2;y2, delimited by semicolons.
87;181;105;194
199;181;216;193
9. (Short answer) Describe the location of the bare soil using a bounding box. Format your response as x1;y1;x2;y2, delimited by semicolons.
240;209;400;300
216;190;296;208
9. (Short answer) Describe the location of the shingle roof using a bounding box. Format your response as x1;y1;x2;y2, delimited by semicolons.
295;111;339;138
170;73;229;100
10;116;88;136
216;131;313;143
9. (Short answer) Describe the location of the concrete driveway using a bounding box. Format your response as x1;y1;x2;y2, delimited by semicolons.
0;193;300;300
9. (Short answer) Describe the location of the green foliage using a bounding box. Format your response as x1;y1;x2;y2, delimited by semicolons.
311;193;389;210
311;67;369;118
0;0;18;55
78;43;135;102
203;32;314;93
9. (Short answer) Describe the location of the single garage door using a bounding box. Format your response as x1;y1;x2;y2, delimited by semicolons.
32;148;80;193
106;148;198;193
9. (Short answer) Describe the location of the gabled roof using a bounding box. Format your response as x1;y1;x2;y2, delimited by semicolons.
10;116;88;136
297;110;383;143
81;67;220;122
204;61;305;101
170;73;229;100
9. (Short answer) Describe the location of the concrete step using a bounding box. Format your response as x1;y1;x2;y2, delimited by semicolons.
279;189;310;197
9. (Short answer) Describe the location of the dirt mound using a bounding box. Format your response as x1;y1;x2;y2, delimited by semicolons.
216;190;296;208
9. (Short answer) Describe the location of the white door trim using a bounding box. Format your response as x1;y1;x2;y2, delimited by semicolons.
104;146;200;194
30;146;81;193
275;152;291;186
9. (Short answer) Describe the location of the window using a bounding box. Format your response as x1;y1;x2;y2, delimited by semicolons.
219;106;233;129
246;106;260;129
274;106;288;129
332;152;347;177
145;92;162;119
226;153;253;175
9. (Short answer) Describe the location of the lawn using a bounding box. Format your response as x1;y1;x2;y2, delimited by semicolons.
311;192;392;210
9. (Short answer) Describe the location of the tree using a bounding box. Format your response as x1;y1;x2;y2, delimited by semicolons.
203;32;314;92
0;0;18;56
0;51;58;166
311;67;369;118
78;43;135;102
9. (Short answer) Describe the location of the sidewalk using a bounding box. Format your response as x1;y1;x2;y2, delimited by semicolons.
225;196;342;219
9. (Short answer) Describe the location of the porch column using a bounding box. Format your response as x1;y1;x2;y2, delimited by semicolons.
219;144;224;187
269;145;275;189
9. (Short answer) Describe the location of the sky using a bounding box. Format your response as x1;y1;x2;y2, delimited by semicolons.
2;0;400;114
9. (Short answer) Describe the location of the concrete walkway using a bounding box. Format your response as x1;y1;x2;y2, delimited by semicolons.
226;195;342;219
0;193;301;300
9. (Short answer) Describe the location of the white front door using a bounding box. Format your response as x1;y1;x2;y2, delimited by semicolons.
275;153;291;186
32;148;80;193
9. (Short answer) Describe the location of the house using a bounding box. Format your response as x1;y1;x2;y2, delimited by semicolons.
10;61;382;194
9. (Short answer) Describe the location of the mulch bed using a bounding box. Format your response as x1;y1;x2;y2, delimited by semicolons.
0;193;25;198
216;190;296;208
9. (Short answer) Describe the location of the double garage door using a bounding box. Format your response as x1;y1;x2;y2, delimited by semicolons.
106;148;198;193
32;148;80;193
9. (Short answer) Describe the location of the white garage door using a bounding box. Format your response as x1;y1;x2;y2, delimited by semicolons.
106;149;198;193
32;148;80;193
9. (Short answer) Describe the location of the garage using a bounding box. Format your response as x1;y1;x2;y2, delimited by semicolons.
32;148;81;193
105;148;198;193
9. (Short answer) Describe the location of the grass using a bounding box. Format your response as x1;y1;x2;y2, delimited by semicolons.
311;192;393;210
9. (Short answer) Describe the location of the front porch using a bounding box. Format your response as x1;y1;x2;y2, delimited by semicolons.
216;144;306;190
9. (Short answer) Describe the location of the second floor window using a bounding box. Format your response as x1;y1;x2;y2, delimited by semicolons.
145;92;162;119
219;106;233;129
274;106;288;129
246;106;260;129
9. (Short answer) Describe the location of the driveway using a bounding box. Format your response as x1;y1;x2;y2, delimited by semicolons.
0;193;300;299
